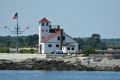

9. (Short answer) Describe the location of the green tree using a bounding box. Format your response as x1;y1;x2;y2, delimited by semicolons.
74;37;84;49
85;34;102;49
83;48;95;56
25;34;38;47
18;37;25;47
91;34;101;39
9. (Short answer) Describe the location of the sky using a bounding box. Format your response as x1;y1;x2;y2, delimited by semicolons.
0;0;120;39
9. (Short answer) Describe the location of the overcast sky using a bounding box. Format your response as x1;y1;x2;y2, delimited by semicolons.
0;0;120;38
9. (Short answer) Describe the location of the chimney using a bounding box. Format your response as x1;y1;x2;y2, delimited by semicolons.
60;29;63;50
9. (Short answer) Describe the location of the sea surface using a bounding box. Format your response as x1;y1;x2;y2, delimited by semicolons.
0;70;120;80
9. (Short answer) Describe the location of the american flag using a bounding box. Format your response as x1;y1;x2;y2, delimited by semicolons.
13;12;18;19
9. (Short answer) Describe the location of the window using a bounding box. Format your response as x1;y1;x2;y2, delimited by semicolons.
46;23;48;26
57;36;65;41
67;47;70;50
46;29;48;32
48;44;52;47
49;25;51;28
41;23;44;26
63;36;65;41
42;36;44;39
72;47;74;50
58;36;60;40
49;29;56;33
56;44;59;47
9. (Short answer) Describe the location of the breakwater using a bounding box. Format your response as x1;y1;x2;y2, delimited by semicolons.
0;59;120;71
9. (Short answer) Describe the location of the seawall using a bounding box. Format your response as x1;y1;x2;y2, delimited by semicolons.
0;53;46;61
0;53;120;71
0;58;120;71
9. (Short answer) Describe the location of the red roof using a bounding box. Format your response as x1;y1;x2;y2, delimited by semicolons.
39;18;50;23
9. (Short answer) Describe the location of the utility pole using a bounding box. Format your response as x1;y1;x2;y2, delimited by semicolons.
16;12;19;53
5;12;29;53
60;29;63;50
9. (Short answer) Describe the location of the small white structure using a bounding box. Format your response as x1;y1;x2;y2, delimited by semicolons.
38;18;78;54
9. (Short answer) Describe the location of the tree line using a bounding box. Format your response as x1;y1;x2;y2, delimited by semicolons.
0;34;38;48
0;34;120;49
74;34;107;50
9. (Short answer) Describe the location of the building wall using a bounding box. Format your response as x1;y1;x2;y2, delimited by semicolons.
43;43;60;54
41;33;78;54
42;42;78;54
39;25;50;42
62;43;78;53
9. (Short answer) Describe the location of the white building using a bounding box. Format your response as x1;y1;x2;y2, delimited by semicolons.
38;18;78;54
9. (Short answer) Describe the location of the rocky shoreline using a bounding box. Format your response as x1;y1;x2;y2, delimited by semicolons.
0;59;120;71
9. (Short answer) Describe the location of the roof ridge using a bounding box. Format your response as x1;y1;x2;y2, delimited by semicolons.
39;18;50;23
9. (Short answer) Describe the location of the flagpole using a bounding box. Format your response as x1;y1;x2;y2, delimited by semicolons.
4;12;29;53
16;12;19;53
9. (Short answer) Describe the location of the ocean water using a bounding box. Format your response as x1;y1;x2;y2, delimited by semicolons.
0;70;120;80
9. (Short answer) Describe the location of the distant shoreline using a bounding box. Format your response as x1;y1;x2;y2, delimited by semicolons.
0;59;120;71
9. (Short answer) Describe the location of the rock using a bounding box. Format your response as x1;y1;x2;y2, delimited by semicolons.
0;59;120;71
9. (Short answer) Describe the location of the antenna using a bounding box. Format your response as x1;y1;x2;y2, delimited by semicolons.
4;12;29;53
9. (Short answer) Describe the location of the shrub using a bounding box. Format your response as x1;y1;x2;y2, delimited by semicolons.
83;48;95;56
0;48;10;53
19;48;37;54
